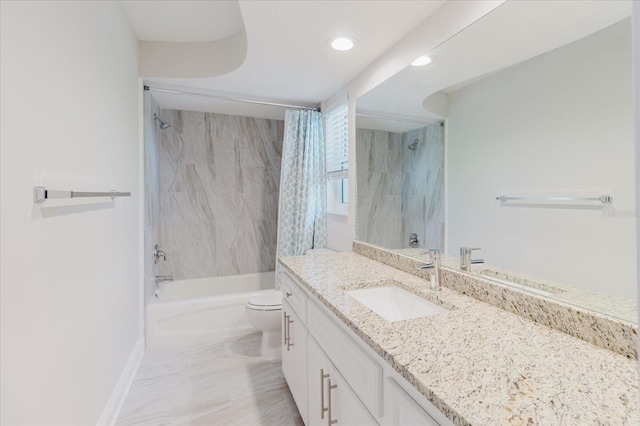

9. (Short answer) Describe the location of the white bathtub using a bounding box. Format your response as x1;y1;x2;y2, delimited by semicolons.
146;271;275;349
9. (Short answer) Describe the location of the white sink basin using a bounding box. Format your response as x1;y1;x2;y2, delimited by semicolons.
346;286;447;322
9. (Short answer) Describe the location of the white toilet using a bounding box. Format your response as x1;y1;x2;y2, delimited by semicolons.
246;290;283;360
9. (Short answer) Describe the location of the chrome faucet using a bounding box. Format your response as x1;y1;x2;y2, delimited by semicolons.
460;247;484;272
155;275;173;283
416;249;441;291
154;244;166;264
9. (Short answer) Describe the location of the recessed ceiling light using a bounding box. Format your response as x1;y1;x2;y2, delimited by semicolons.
330;37;355;51
411;55;432;66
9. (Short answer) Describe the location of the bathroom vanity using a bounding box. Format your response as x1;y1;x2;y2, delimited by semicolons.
281;265;449;425
279;251;638;426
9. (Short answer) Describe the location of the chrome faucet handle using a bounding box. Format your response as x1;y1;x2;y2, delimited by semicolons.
429;250;441;291
409;233;419;248
154;244;166;264
416;250;441;291
416;250;440;268
460;247;481;255
460;247;482;271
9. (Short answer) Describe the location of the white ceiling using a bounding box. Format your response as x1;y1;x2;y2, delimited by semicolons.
121;0;446;119
121;1;244;42
356;0;633;132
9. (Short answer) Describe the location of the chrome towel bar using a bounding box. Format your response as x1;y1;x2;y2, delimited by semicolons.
496;195;612;204
33;186;131;204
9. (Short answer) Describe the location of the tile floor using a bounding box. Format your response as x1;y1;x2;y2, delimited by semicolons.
117;333;303;425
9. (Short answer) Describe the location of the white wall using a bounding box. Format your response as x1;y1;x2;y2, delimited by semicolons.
323;1;504;251
447;19;636;299
0;2;142;424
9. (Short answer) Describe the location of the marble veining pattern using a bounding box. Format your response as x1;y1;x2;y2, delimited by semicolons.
356;128;403;248
143;94;161;303
356;125;444;251
401;125;445;251
159;110;284;280
354;241;638;359
116;334;303;426
279;252;638;425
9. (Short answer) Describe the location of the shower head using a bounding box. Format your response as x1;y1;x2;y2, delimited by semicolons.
408;139;419;150
154;113;171;130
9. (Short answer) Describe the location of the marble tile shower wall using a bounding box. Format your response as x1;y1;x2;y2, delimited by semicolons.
356;128;403;248
356;125;444;250
143;93;161;303
402;125;444;251
158;110;284;280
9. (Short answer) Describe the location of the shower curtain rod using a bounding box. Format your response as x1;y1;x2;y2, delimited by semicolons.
356;112;443;126
144;86;321;112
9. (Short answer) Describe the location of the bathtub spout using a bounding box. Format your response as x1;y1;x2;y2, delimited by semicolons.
156;275;173;283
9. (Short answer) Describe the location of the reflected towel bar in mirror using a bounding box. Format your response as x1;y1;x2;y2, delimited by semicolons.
496;195;612;204
33;186;131;204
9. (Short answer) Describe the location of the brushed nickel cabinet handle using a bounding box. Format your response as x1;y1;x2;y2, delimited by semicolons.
327;379;337;425
283;312;288;346
286;317;294;351
320;369;330;419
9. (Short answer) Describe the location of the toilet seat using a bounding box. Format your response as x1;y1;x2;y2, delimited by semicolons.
246;291;282;311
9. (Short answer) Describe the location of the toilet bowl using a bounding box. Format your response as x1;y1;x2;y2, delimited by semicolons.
246;290;283;360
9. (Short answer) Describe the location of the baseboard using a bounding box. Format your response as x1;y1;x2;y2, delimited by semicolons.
96;337;145;426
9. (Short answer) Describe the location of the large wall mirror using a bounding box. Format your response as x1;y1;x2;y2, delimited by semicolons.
356;0;636;323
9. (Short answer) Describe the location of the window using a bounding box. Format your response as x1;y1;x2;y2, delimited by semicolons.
326;103;349;180
325;103;349;214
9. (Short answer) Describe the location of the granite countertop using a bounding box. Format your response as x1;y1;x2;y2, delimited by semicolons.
279;252;639;426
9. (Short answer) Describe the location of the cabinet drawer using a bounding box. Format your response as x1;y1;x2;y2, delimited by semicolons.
385;378;439;426
308;300;383;417
282;272;308;324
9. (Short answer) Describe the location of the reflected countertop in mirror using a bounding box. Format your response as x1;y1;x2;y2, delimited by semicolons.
394;248;637;324
355;0;637;324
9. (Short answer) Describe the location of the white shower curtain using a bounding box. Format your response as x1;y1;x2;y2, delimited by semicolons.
275;110;327;289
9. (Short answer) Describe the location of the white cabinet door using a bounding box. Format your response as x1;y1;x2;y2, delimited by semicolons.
283;300;308;424
384;378;439;426
309;300;383;417
308;337;378;426
307;336;328;426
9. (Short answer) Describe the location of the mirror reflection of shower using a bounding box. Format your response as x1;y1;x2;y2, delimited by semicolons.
408;139;419;150
154;113;171;130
